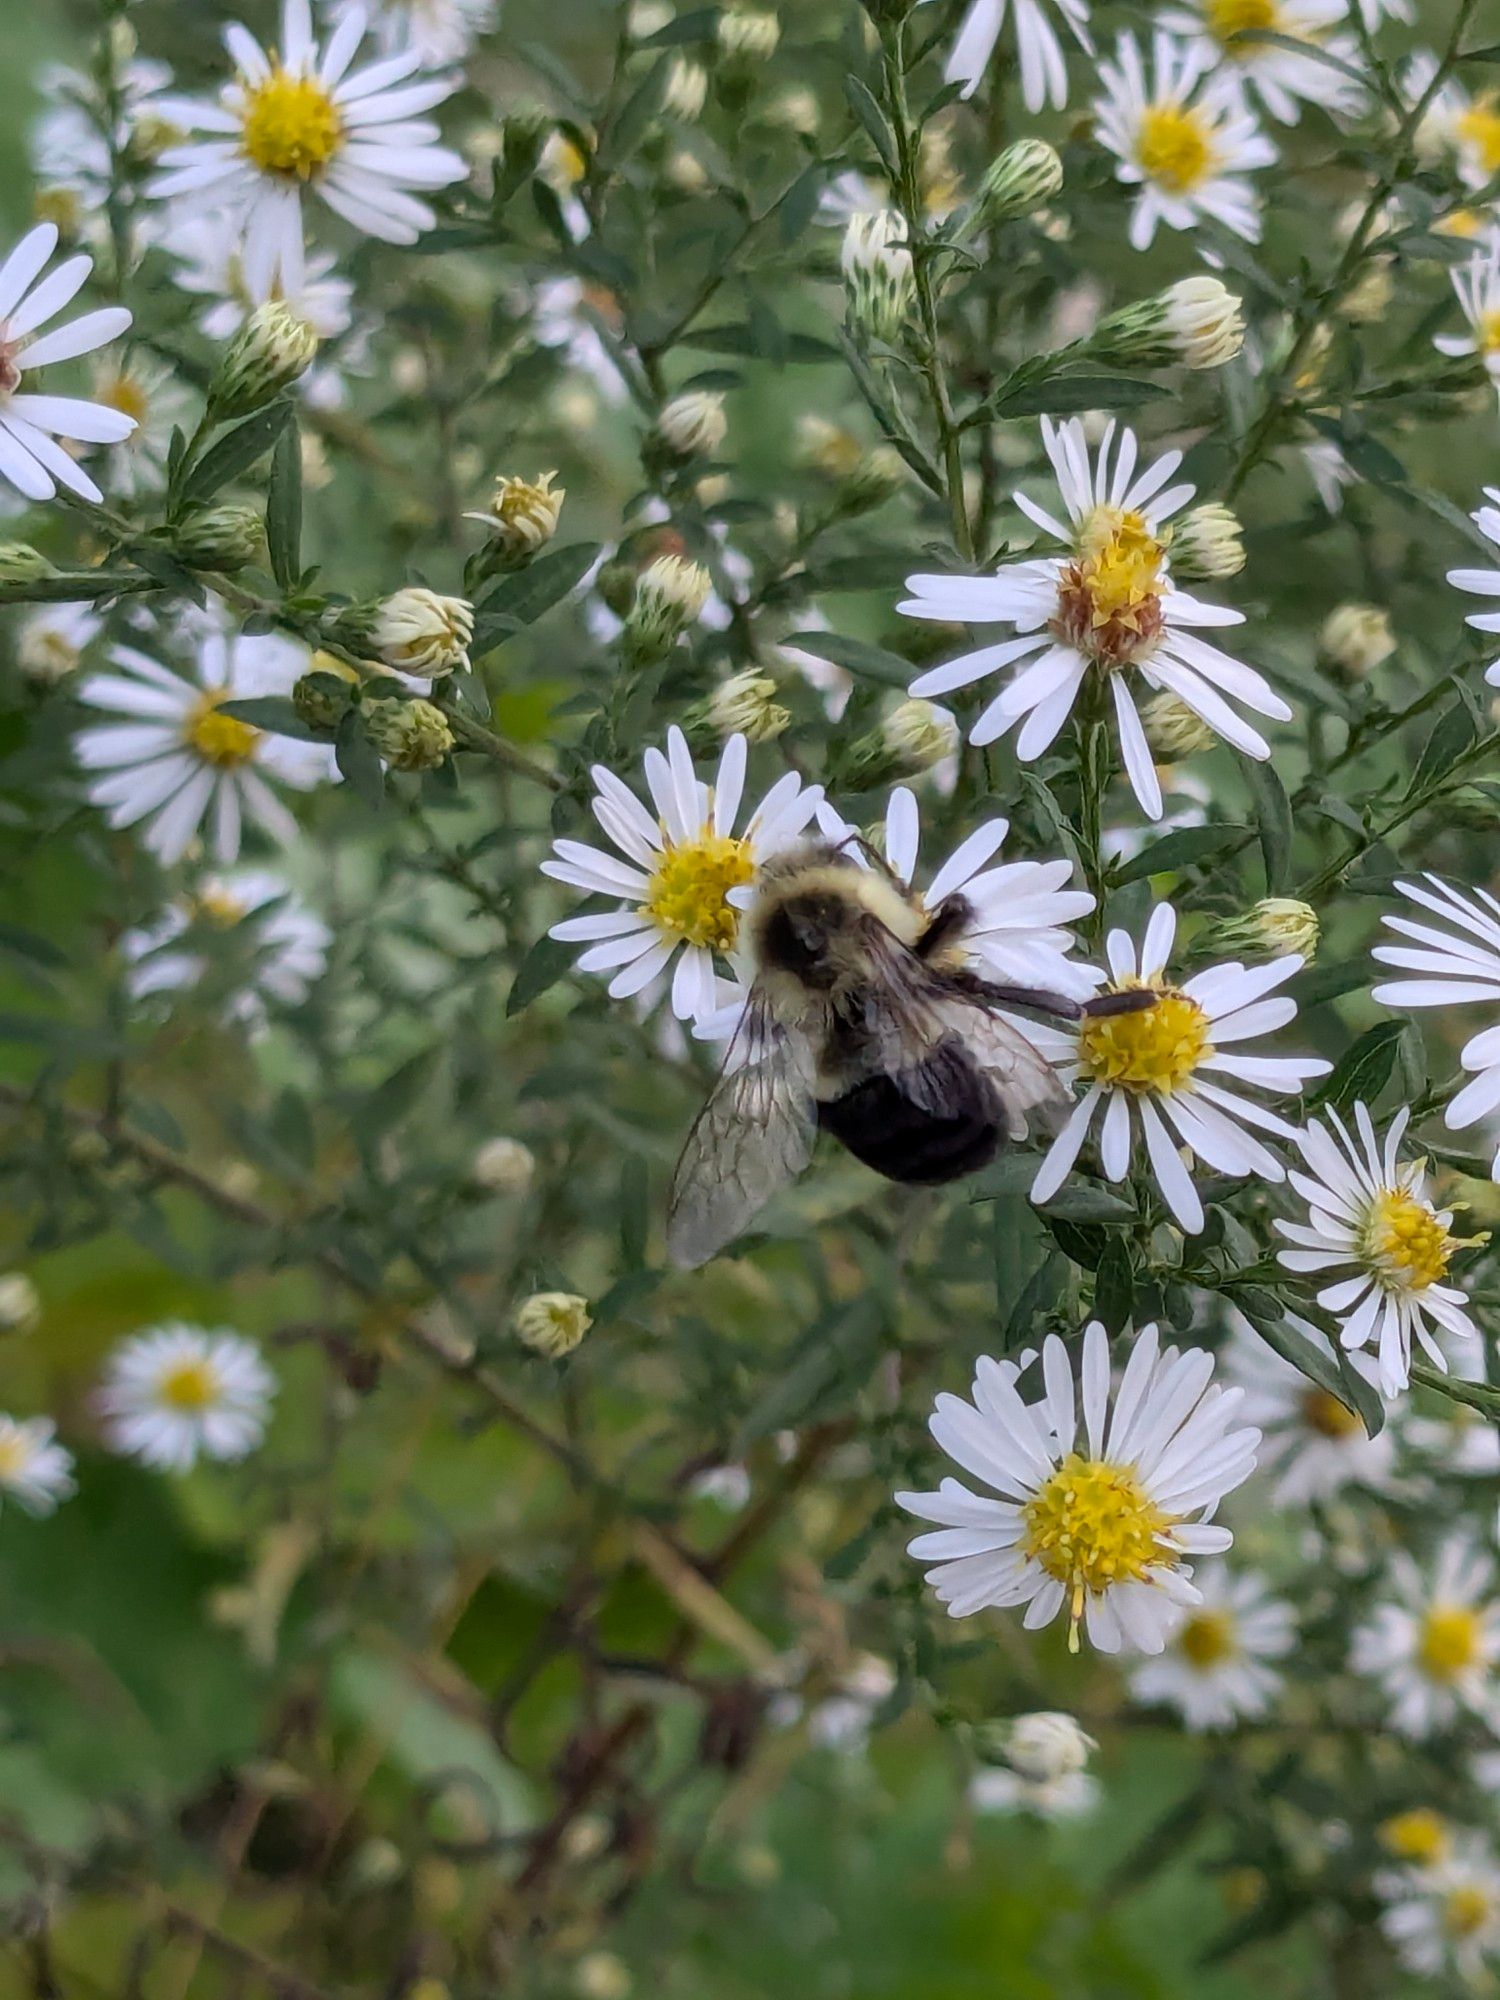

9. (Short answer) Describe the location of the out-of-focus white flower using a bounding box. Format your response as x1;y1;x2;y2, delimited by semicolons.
1447;488;1500;689
1159;0;1365;125
970;1765;1100;1818
916;0;1094;114
0;1275;41;1334
1320;601;1394;678
327;0;497;67
121;868;331;1029
88;351;196;498
470;1137;536;1196
1435;246;1500;403
0;1415;75;1516
15;601;101;683
1351;1537;1500;1738
655;388;727;460
1000;1712;1096;1782
100;1324;275;1472
1128;1566;1295;1729
1379;1838;1500;1985
1222;1310;1393;1506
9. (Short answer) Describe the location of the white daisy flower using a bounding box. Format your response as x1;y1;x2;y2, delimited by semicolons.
99;1323;275;1473
1448;81;1500;193
87;351;197;499
1222;1310;1394;1505
915;0;1093;113
74;615;336;866
1275;1104;1480;1398
1371;875;1500;1176
1350;1537;1500;1739
542;727;824;1023
814;786;1100;1000
151;0;467;287
1127;1564;1295;1730
897;1321;1261;1655
15;600;101;684
30;58;180;254
969;1766;1100;1818
1446;493;1500;690
1158;0;1365;126
1303;438;1357;514
1093;32;1277;250
0;222;136;505
122;868;332;1028
0;1414;75;1517
899;418;1290;823
1024;902;1328;1236
165;212;355;345
327;0;498;67
1434;245;1500;403
1379;1838;1500;1985
531;275;630;406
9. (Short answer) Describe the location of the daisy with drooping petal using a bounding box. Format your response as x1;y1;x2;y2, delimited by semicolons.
1222;1309;1394;1505
74;614;336;866
122;868;332;1029
1447;495;1500;689
151;0;467;288
814;786;1099;1000
0;1415;75;1517
1127;1565;1295;1730
1352;1538;1500;1739
543;728;824;1023
99;1324;276;1473
1434;246;1500;404
1372;875;1500;1176
1275;1104;1480;1398
1024;902;1327;1235
0;222;135;505
328;0;498;67
1158;0;1365;126
1093;32;1278;249
915;0;1093;113
1379;1837;1500;1985
900;418;1290;823
897;1322;1261;1656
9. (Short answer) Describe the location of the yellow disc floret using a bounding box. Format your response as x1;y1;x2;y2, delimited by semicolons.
1054;511;1167;666
1021;1452;1176;1651
1459;100;1500;181
159;1357;221;1411
1205;0;1279;43
1359;1187;1456;1294
1446;1885;1495;1940
1478;308;1500;356
1077;986;1209;1095
183;690;262;768
240;68;344;179
1380;1809;1452;1866
1300;1387;1362;1440
1177;1607;1238;1669
644;830;754;952
1417;1604;1483;1683
1137;104;1218;195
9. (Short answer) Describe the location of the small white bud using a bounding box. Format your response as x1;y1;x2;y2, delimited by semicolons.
705;670;790;744
1002;1712;1096;1784
882;698;958;773
16;603;98;683
717;6;780;59
514;1290;592;1358
574;1953;631;2000
976;138;1063;227
364;697;455;772
470;1137;536;1196
209;300;318;418
1141;690;1215;762
372;588;474;679
1091;276;1245;371
663;55;708;120
841;210;914;347
1208;899;1321;962
466;471;565;560
627;554;713;656
0;1273;40;1334
1167;503;1245;581
1320;601;1394;679
654;389;728;460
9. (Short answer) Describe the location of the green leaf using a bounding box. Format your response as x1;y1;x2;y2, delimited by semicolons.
217;695;318;741
1409;692;1478;797
980;372;1170;424
842;75;900;182
783;630;912;690
1093;1237;1135;1333
265;416;303;588
1310;1018;1404;1111
733;1297;885;1454
506;934;575;1016
334;709;385;809
473;541;600;652
1245;758;1292;894
1411;1363;1500;1423
182;401;291;504
1004;1251;1063;1352
686;323;839;363
1112;822;1248;885
1233;1295;1381;1438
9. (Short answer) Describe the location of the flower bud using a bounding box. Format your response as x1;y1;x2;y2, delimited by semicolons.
1091;276;1245;371
663;54;708;120
1141;690;1215;762
1207;898;1321;962
466;470;565;563
0;1273;40;1334
373;588;473;679
1167;502;1245;580
832;443;906;519
364;697;455;772
629;0;674;36
980;1712;1096;1783
626;554;713;659
975;139;1063;228
292;654;360;732
697;670;791;746
574;1954;631;2000
766;85;820;135
841;210;914;348
653;389;728;462
208;300;319;419
514;1290;592;1358
839;699;957;790
471;1137;536;1196
0;542;57;585
172;503;263;572
1320;601;1394;680
717;6;780;59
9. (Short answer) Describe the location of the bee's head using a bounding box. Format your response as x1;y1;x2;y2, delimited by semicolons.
749;842;866;990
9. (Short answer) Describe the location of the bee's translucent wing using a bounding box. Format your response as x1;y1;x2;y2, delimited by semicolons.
667;989;818;1269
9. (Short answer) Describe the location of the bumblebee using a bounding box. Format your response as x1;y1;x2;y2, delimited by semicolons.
666;838;1152;1267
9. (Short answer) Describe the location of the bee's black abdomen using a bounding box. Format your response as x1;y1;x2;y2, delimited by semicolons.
818;1069;1002;1186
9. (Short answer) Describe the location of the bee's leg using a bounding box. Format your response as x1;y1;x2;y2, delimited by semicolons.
960;977;1086;1019
1081;989;1158;1018
914;893;978;961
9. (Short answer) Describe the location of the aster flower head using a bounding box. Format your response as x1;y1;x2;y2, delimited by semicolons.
73;613;337;866
1351;1537;1500;1739
1447;491;1500;688
150;0;467;290
100;1323;275;1473
916;0;1094;114
1025;902;1328;1234
1434;247;1500;403
121;868;331;1029
1379;1837;1500;1985
900;418;1291;822
0;1414;75;1517
328;0;498;67
1093;32;1277;250
1158;0;1365;126
815;786;1099;1000
1276;1104;1481;1398
1127;1564;1296;1730
1222;1310;1393;1505
1372;875;1500;1176
897;1322;1260;1656
543;728;824;1023
164;212;355;350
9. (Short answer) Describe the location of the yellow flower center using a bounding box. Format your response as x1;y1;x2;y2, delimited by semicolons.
96;371;149;424
1417;1604;1483;1683
1138;103;1218;196
1300;1387;1362;1439
643;830;754;952
159;1358;220;1411
1177;1607;1238;1669
1205;0;1279;48
0;1433;31;1480
240;67;344;179
1446;1885;1494;1940
1077;985;1208;1096
1021;1452;1176;1652
33;186;83;235
1478;308;1500;356
1359;1187;1455;1294
1380;1809;1451;1866
1437;208;1487;241
183;690;262;769
1459;102;1500;179
191;886;249;927
1053;513;1168;666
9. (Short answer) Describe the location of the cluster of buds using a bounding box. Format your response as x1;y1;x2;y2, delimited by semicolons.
841;210;914;348
649;389;727;469
466;470;565;569
1166;502;1246;581
839;698;957;790
1088;275;1245;372
1321;601;1395;679
624;554;713;662
364;697;455;773
207;300;319;421
971;139;1064;231
514;1290;592;1358
1205;899;1321;963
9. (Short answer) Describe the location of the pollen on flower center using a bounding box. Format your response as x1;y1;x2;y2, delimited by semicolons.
1076;986;1208;1095
159;1358;221;1411
644;831;754;951
1177;1607;1237;1668
1205;0;1279;42
1021;1452;1176;1651
1300;1386;1362;1439
1359;1187;1455;1293
240;67;344;179
1052;514;1167;666
1137;104;1218;195
1459;101;1500;179
183;690;262;768
1417;1604;1483;1682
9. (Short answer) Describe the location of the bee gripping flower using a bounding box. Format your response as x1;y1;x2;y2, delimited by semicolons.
898;1323;1260;1655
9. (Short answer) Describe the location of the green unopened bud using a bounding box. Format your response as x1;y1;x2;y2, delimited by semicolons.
1320;601;1394;680
373;588;473;679
172;503;262;572
975;139;1063;228
840;697;956;788
652;389;727;463
685;669;790;749
1167;503;1245;581
208;301;319;419
1208;899;1321;963
364;698;455;772
1141;690;1215;762
465;471;564;563
717;6;780;59
1090;276;1245;371
292;654;360;732
0;542;57;585
625;555;713;660
842;210;914;348
514;1290;591;1358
